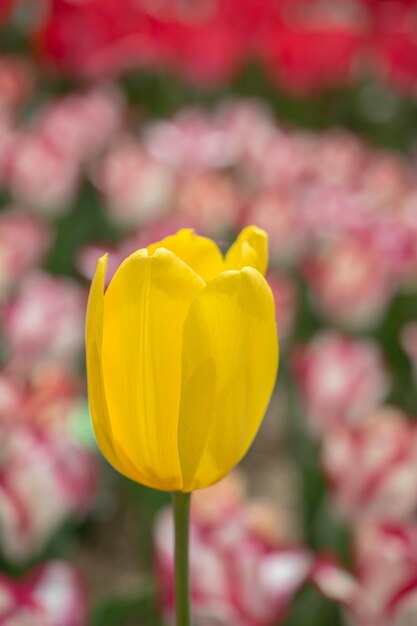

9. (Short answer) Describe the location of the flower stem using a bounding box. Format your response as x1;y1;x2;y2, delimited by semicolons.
172;491;191;626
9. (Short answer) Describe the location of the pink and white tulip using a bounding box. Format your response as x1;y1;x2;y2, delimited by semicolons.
292;332;389;434
2;273;86;373
322;406;417;521
0;561;87;626
155;473;312;626
0;210;50;299
0;419;95;562
314;521;417;626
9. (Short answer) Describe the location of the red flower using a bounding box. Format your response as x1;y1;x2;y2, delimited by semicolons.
0;0;13;26
261;22;364;94
34;0;163;79
361;1;417;90
34;0;246;84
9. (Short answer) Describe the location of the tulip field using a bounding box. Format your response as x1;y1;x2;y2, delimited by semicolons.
0;2;417;625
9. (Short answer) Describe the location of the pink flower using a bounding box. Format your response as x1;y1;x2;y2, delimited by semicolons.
242;189;308;265
75;243;119;284
322;406;417;521
36;87;124;162
0;561;87;625
267;272;298;343
0;366;79;431
176;171;241;235
0;366;92;562
0;374;21;423
145;108;240;172
4;132;79;216
357;215;417;285
304;232;395;328
314;520;417;626
92;137;174;227
307;131;365;188
2;273;86;373
0;209;51;299
22;367;80;431
399;196;417;284
292;331;389;433
155;473;312;626
0;113;17;186
0;419;95;562
0;56;34;113
212;101;279;168
360;152;411;208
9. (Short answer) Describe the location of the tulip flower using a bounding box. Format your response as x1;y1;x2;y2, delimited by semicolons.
86;225;278;492
86;225;278;625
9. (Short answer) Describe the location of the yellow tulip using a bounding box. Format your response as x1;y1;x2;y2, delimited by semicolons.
86;226;278;492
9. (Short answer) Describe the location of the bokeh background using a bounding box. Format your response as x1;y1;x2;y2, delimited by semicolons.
0;1;417;625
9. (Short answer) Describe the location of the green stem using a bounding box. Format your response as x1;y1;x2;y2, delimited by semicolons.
172;491;191;626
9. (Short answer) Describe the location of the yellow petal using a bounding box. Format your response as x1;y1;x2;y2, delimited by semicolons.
101;247;205;491
225;225;268;275
148;228;224;281
178;267;279;491
86;255;153;486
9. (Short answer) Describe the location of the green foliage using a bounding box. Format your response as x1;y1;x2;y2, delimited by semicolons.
282;586;342;626
91;588;163;626
45;182;121;278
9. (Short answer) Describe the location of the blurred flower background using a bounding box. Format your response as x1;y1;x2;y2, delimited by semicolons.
0;0;417;624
